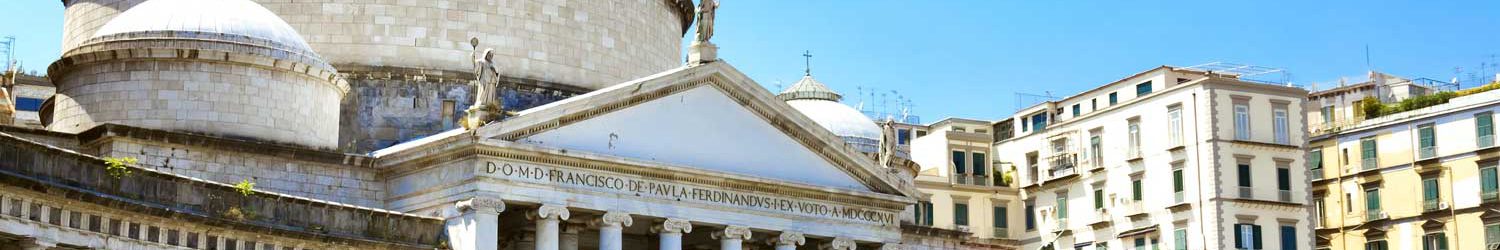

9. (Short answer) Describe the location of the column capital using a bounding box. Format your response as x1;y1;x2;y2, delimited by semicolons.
768;231;805;246
820;238;856;250
591;211;634;228
455;197;506;215
712;225;752;240
652;218;693;234
878;243;904;250
528;204;571;221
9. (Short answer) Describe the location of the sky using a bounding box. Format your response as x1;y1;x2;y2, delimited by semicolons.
5;1;1499;122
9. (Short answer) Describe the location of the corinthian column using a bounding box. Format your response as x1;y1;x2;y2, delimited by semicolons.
713;226;752;250
653;218;693;250
820;238;856;250
591;212;633;250
529;205;570;250
767;232;805;250
445;198;505;250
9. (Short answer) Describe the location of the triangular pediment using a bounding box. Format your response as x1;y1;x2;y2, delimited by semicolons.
478;62;912;196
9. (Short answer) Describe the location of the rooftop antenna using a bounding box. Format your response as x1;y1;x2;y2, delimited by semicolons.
1364;44;1372;71
802;50;813;76
0;36;14;74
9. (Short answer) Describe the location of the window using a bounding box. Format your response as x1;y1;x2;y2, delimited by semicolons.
1281;226;1296;250
1309;148;1323;179
1021;118;1029;132
1031;113;1049;131
1175;228;1188;250
920;201;935;226
1173;168;1185;203
1366;188;1381;215
1090;133;1103;166
1346;193;1354;212
954;126;967;132
973;153;988;177
1419;124;1436;159
1423;178;1440;212
1274;108;1289;144
1136;81;1153;96
1361;137;1378;170
1168;105;1183;146
1315;199;1326;227
1234;104;1251;140
1234;223;1262;250
1073;104;1081;117
955;203;969;226
1094;189;1105;209
1486;223;1500;247
1128;119;1141;157
1110;92;1119;105
1132;178;1143;201
1277;167;1290;191
1364;240;1388;250
14;97;42;111
1480;113;1495;147
897;129;911;145
1092;99;1098;111
1484;163;1498;202
1056;193;1068;219
916;130;928;137
953;151;967;175
1238;164;1252;188
1423;233;1447;250
1025;201;1036;230
1321;106;1334;124
1135;238;1146;250
993;206;1007;229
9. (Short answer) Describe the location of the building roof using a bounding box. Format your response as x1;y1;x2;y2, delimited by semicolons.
774;75;882;140
777;75;844;102
86;0;317;57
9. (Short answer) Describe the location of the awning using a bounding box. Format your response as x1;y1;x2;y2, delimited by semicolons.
1116;225;1159;238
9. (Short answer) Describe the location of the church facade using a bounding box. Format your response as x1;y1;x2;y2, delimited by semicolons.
0;0;1012;249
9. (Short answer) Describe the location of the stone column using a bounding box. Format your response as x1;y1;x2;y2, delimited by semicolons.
445;198;505;250
767;232;804;250
560;224;580;250
19;238;56;250
713;226;752;250
819;238;856;250
653;218;693;250
529;205;570;250
591;212;633;250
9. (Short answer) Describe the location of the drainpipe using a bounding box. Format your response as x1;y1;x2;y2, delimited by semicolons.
1192;90;1209;248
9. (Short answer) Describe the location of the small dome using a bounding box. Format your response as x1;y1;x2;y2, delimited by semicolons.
88;0;317;56
779;75;882;140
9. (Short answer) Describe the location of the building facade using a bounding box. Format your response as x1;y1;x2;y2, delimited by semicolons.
907;118;1024;246
1309;81;1500;250
992;67;1311;250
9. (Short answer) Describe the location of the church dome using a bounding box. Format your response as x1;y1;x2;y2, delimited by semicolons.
779;75;883;140
84;0;319;60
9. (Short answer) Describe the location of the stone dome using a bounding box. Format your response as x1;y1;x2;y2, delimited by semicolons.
84;0;319;61
779;75;882;140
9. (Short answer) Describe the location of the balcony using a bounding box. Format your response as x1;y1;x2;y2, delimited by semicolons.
1239;186;1254;199
1310;168;1324;181
991;227;1009;239
1051;218;1069;233
1485;191;1499;203
1048;153;1077;171
1482;135;1496;149
1119;199;1145;217
1279;190;1292;202
1126;148;1143;162
1361;158;1378;171
1174;191;1185;204
1366;210;1387;222
1418;146;1437;161
953;174;1000;187
1424;200;1446;212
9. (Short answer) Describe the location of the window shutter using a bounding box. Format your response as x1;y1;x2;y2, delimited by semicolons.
1174;170;1185;192
1234;225;1244;249
1485;168;1498;194
1439;234;1448;250
1252;225;1263;250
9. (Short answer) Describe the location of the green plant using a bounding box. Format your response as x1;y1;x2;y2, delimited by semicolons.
102;157;137;178
1361;96;1384;118
234;179;256;196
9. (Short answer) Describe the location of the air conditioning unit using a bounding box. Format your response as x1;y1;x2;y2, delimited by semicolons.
1439;202;1450;210
956;225;971;232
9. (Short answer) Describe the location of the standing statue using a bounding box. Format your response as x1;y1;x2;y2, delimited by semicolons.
694;0;718;44
462;43;502;130
687;0;720;65
877;119;897;169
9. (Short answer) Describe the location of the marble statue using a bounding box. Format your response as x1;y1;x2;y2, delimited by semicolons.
694;0;718;44
463;46;502;130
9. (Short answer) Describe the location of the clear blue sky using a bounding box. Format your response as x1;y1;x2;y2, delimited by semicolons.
6;1;1500;122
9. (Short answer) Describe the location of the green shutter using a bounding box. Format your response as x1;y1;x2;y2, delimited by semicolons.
1439;233;1448;250
1133;180;1143;200
994;206;1007;228
1175;229;1188;250
1366;189;1380;211
1234;225;1244;249
1310;149;1323;169
954;203;968;226
924;202;934;225
1362;139;1377;160
1420;127;1435;148
1486;224;1500;245
1095;190;1104;209
1252;225;1263;250
1174;169;1185;192
1424;179;1439;202
1484;167;1498;196
1483;114;1495;137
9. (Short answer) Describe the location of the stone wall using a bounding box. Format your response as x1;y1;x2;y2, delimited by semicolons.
59;0;146;53
49;59;344;149
338;72;578;152
94;137;386;208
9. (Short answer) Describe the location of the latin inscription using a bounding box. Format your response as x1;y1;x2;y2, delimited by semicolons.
485;162;898;225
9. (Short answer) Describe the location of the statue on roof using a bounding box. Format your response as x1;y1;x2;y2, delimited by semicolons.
463;38;502;130
687;0;719;66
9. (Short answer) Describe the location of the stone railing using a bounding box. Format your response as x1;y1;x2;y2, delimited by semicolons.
0;132;443;247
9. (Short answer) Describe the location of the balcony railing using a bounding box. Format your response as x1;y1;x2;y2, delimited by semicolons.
1239;187;1254;199
1482;135;1496;148
992;227;1009;239
1279;190;1292;202
1119;199;1145;216
1048;153;1077;171
1174;191;1185;204
1127;147;1142;160
1486;191;1500;203
1424;200;1440;212
1366;210;1386;222
1310;168;1324;181
1419;146;1437;160
1362;158;1378;171
953;174;997;187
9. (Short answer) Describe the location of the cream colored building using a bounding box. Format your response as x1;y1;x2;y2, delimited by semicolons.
907;117;1024;246
993;66;1310;250
1308;80;1500;250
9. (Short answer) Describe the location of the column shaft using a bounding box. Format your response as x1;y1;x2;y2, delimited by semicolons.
598;224;624;250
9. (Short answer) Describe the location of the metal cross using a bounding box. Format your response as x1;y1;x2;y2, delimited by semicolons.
803;50;813;76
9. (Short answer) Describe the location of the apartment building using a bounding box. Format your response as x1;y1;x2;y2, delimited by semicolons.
992;66;1310;250
1309;82;1500;250
1308;71;1443;135
909;118;1025;243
